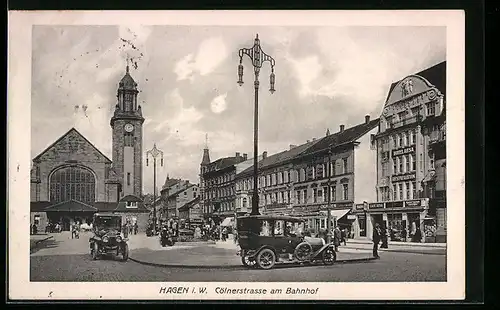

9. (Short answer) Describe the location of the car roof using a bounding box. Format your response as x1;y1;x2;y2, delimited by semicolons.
237;214;304;222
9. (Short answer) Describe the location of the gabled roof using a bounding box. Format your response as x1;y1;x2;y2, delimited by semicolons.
178;197;201;212
30;201;52;212
385;61;446;102
166;184;196;200
302;118;380;155
33;128;111;163
44;200;98;212
119;195;143;203
205;156;245;174
237;140;320;178
162;177;182;190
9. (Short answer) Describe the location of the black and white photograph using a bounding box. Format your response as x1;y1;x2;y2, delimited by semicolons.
8;10;465;300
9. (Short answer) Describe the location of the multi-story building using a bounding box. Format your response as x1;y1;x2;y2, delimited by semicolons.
178;196;203;228
157;177;199;218
234;116;379;235
199;149;247;225
354;61;446;243
290;116;379;234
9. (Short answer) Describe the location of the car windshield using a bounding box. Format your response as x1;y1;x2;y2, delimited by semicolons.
94;216;121;230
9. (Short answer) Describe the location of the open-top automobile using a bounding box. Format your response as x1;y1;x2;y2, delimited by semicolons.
89;213;129;261
236;214;337;269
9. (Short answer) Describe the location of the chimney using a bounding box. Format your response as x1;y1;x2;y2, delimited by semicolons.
289;144;297;150
312;138;316;141
243;153;248;160
340;124;345;132
235;152;240;158
307;140;310;143
365;115;370;124
263;151;268;159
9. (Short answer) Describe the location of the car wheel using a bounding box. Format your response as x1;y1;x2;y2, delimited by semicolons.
122;244;129;262
322;247;337;265
256;248;276;270
294;242;313;262
92;243;99;260
241;251;257;268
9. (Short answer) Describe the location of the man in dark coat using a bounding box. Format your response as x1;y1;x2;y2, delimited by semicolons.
372;223;382;258
333;226;342;252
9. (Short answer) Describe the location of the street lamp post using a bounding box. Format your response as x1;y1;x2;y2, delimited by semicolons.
237;34;276;216
146;143;164;235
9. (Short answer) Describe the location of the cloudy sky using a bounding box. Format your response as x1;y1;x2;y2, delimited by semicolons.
31;25;446;193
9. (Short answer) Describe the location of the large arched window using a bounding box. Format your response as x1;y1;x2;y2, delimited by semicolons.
49;166;96;204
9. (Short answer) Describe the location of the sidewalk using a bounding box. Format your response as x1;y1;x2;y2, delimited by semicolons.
348;238;446;248
30;234;54;250
343;239;446;255
130;243;375;268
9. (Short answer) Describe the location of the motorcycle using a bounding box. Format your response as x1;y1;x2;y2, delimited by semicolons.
159;226;175;247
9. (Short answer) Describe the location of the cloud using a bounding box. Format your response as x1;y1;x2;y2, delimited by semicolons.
31;25;446;193
210;93;227;114
174;36;228;81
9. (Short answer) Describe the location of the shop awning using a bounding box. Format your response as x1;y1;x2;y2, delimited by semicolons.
328;209;351;219
220;217;234;227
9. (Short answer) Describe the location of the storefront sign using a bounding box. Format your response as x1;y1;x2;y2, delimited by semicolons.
347;215;356;220
368;203;384;209
355;204;365;210
392;146;415;157
392;173;416;182
405;199;422;207
357;214;366;220
385;201;404;209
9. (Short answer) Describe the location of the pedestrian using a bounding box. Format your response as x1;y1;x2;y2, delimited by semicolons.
414;226;422;243
333;226;341;252
372;223;382;258
341;228;347;246
401;227;407;242
381;224;389;248
134;222;138;235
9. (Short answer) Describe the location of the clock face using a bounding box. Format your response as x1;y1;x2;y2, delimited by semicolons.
124;123;134;132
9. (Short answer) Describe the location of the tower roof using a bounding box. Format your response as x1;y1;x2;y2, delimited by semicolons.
201;148;211;165
119;65;137;90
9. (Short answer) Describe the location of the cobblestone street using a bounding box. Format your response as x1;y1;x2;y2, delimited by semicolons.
30;232;446;282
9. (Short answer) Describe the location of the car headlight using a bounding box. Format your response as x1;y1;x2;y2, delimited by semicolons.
116;235;122;242
102;236;109;243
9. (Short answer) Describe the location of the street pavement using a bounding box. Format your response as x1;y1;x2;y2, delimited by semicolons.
30;232;446;282
343;239;447;255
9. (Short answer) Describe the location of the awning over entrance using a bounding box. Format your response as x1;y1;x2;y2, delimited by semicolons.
220;217;234;227
327;209;351;219
45;200;98;212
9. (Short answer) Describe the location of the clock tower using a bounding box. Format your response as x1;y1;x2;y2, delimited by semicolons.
110;64;145;198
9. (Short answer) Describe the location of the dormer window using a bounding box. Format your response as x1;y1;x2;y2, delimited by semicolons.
126;201;138;208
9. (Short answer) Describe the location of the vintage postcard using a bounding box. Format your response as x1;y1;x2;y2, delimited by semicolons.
8;10;465;300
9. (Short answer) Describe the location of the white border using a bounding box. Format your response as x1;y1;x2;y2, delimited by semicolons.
8;10;465;300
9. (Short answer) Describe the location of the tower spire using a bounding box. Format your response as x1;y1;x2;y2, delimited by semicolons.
126;58;130;73
201;133;211;165
204;133;209;149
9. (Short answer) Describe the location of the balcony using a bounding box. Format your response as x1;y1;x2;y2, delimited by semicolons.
389;115;422;129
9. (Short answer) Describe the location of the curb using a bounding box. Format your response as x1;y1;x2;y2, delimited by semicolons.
342;246;446;256
129;255;377;270
30;235;54;251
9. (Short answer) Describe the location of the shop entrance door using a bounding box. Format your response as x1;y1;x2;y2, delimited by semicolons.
371;214;383;230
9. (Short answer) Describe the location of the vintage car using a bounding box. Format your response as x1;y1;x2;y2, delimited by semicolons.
236;215;337;269
89;213;129;261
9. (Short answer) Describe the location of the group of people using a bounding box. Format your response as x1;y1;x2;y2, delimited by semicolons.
372;222;423;258
122;221;139;238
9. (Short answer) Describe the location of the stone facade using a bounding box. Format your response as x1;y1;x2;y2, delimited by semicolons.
30;66;148;229
31;128;114;203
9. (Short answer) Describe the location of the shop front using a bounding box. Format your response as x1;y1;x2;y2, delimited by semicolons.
352;199;433;242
